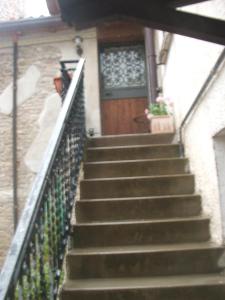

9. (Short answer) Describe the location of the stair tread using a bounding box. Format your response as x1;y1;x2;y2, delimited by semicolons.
84;157;188;165
90;132;174;140
74;216;208;227
78;194;201;203
87;143;179;151
63;274;225;291
62;133;225;298
68;242;223;256
81;174;193;182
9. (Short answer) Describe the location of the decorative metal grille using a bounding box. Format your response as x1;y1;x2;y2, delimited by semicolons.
100;45;146;90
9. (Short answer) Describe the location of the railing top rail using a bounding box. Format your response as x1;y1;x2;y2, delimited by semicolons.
179;48;225;156
0;58;85;300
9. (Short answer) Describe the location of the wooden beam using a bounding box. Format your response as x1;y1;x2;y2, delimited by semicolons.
98;21;144;43
58;0;211;19
85;2;225;45
122;5;225;45
59;0;225;45
59;0;118;23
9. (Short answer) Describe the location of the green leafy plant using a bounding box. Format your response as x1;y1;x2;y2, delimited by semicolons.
145;96;173;119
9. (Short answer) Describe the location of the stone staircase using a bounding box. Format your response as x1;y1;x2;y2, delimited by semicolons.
60;133;225;300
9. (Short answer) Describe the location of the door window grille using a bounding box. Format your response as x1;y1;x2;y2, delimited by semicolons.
100;44;147;99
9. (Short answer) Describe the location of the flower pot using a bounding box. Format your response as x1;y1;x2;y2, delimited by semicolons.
54;76;63;95
150;115;174;133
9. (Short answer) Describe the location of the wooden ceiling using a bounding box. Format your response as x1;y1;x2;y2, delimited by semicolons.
47;0;225;45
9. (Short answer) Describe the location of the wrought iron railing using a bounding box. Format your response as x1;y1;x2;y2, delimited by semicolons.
0;58;86;300
60;60;78;100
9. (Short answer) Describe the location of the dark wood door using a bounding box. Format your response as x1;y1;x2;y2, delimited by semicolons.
101;98;148;135
100;43;148;135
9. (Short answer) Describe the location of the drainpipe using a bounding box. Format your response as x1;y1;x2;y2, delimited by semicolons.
144;28;158;104
12;36;18;231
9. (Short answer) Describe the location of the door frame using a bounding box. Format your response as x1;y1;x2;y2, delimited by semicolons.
97;21;148;135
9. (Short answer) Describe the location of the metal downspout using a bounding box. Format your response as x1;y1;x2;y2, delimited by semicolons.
12;37;18;231
144;28;158;104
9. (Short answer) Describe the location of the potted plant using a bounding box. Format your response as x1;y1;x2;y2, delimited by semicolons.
145;96;174;133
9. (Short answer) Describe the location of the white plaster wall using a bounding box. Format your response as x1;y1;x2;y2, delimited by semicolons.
57;28;101;135
184;65;225;244
56;40;78;60
162;36;223;128
82;28;102;135
214;132;225;240
159;0;225;243
162;0;225;128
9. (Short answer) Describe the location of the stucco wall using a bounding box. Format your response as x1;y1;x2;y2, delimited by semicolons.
83;30;102;135
158;0;225;243
214;131;225;241
0;26;100;267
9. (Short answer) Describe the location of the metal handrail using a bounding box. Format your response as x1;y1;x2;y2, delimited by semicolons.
179;48;225;156
0;58;86;300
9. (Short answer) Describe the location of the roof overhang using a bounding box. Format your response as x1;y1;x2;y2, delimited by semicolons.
46;0;225;45
0;16;67;37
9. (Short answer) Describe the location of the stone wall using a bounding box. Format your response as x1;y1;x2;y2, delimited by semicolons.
0;40;61;267
157;0;225;243
0;47;14;265
0;26;100;268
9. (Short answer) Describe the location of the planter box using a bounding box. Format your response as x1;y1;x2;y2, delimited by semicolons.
150;115;174;133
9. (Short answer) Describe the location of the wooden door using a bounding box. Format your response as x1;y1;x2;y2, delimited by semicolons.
100;43;149;135
101;98;148;135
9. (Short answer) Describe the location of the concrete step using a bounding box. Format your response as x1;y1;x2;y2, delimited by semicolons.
72;217;210;248
66;243;225;279
85;144;180;162
60;274;225;300
76;194;201;222
87;133;175;147
80;174;195;199
84;158;189;179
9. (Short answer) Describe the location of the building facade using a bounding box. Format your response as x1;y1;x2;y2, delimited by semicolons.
0;0;225;268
